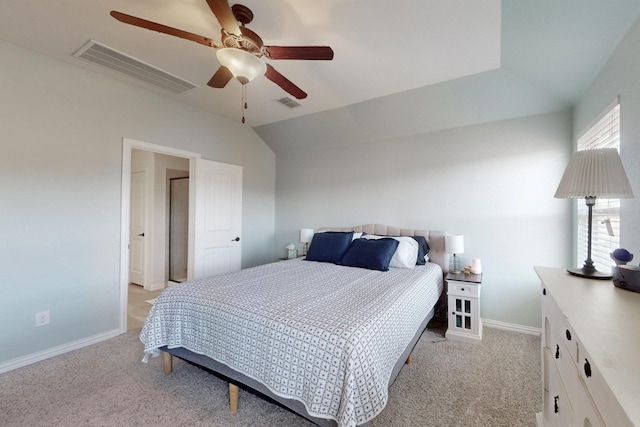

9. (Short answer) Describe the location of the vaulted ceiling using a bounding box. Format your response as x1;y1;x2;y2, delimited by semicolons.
2;1;639;152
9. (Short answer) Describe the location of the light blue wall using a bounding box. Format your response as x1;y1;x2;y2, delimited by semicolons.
266;15;640;331
256;69;569;155
573;17;640;257
5;11;639;369
0;40;275;364
275;111;573;329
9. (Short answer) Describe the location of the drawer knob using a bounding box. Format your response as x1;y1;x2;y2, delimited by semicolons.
584;359;592;378
543;288;546;295
565;329;572;341
461;288;465;291
555;344;560;359
554;396;559;413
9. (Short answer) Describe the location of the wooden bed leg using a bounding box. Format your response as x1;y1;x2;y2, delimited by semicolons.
229;383;239;413
406;354;412;365
163;352;173;375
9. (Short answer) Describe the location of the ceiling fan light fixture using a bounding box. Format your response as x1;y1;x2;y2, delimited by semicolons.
216;48;266;85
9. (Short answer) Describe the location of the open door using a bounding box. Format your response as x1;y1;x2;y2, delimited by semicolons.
190;158;243;280
129;171;147;285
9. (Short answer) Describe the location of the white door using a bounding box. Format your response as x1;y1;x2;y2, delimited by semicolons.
191;159;243;279
129;171;146;285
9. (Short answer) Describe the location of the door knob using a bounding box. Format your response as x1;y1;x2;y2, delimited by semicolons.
231;237;240;242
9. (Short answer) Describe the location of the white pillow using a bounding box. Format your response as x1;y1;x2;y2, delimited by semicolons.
363;235;418;268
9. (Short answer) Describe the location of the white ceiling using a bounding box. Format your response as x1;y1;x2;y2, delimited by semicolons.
1;1;639;131
0;0;501;126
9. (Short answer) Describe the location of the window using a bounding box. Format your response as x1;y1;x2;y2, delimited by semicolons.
575;100;620;270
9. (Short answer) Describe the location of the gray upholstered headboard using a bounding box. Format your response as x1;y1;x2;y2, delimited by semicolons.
317;224;448;273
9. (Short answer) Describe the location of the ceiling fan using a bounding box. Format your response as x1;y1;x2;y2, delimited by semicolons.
110;0;334;100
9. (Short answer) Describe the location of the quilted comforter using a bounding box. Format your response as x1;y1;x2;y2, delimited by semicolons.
140;258;443;426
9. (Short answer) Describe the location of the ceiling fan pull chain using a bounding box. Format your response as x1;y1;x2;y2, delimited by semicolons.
241;84;247;124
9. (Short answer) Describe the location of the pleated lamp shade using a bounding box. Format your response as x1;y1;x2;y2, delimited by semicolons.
554;148;633;199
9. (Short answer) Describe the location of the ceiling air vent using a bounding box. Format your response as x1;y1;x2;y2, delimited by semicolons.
276;97;301;108
73;40;197;94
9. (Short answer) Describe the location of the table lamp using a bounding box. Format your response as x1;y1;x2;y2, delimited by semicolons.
445;234;464;274
299;228;314;256
554;148;634;279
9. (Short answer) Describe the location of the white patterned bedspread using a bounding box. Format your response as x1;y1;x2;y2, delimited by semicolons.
140;258;443;427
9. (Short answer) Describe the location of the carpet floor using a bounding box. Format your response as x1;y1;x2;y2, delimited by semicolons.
0;326;540;426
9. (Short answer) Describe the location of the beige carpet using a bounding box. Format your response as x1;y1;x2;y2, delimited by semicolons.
0;326;540;426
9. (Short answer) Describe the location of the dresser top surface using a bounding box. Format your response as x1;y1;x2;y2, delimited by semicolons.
535;266;640;423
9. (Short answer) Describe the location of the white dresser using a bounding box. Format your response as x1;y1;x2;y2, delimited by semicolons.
535;266;640;426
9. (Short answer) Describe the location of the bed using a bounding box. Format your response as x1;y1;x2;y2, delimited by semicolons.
140;224;448;427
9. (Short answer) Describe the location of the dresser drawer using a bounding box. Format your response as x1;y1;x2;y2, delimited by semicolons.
549;329;605;427
572;374;605;427
577;340;633;427
448;282;479;297
543;292;577;362
547;324;580;398
544;348;573;427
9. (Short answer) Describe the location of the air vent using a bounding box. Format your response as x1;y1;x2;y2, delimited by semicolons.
73;40;197;94
276;97;301;108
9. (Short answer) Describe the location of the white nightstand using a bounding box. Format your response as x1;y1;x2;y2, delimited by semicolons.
445;272;482;343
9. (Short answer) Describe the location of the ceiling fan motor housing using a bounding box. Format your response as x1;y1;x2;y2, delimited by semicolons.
222;27;264;56
231;4;254;25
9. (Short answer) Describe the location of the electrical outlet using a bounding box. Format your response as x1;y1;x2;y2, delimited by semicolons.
35;310;50;327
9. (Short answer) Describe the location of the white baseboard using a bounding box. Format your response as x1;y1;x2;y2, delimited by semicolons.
482;318;541;336
145;282;165;291
0;328;121;374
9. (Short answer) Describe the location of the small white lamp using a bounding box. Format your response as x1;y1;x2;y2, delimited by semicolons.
445;234;464;274
299;228;314;256
554;148;634;279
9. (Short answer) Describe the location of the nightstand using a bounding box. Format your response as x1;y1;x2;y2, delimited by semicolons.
445;272;482;343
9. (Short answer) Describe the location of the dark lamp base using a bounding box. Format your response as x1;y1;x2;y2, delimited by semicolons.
567;267;612;280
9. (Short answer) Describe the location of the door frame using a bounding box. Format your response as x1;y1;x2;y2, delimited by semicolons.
119;138;201;333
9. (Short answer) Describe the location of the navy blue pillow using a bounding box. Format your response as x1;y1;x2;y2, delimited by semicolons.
411;236;430;265
340;238;400;271
305;231;354;264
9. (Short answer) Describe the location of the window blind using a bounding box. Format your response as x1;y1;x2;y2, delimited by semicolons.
576;101;620;271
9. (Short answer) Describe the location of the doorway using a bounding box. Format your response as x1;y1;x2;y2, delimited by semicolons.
128;149;190;290
120;139;200;333
168;175;189;283
127;152;190;329
120;138;243;333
